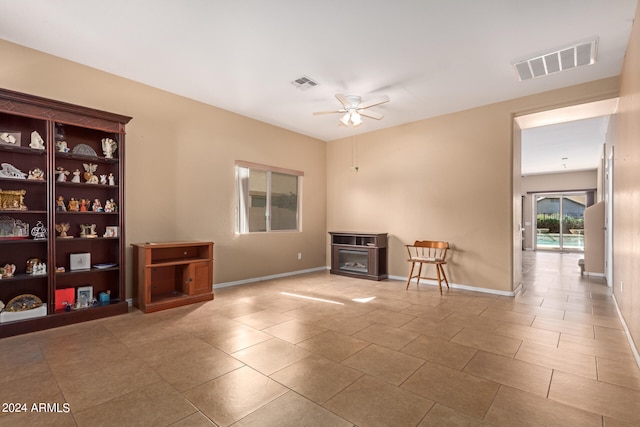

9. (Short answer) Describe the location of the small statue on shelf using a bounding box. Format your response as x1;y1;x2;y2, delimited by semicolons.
30;131;45;150
80;223;97;238
83;163;99;184
56;167;69;182
108;173;116;186
68;197;79;212
56;196;66;211
0;133;17;144
1;263;16;278
100;174;107;185
0;163;27;179
104;198;117;213
32;262;46;275
55;222;72;238
101;138;117;159
28;168;45;180
26;258;40;274
30;221;47;240
92;198;103;212
79;198;88;212
56;140;70;153
71;169;81;183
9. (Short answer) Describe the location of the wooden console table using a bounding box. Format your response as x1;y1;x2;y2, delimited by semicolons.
132;241;214;313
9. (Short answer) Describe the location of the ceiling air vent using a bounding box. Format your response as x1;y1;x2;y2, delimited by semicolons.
513;39;598;81
291;75;319;90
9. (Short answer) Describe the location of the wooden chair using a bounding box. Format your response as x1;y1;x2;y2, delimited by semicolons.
405;240;450;294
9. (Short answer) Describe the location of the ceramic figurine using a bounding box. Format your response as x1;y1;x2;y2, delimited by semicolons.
80;224;97;238
55;222;72;238
80;199;88;212
92;198;103;212
30;131;45;150
56;196;66;212
101;138;117;159
32;262;46;275
83;163;99;184
56;140;69;153
0;162;27;179
68;198;79;212
100;174;107;185
71;169;81;183
104;198;117;212
56;167;69;182
28;168;45;180
0;132;17;144
1;264;16;278
108;173;115;186
26;258;40;274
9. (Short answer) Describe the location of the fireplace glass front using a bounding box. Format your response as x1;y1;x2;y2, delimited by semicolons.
338;248;368;274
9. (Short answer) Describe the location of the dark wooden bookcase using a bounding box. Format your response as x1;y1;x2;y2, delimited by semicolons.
0;88;131;338
329;232;388;280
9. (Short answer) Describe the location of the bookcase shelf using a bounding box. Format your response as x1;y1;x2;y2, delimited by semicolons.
0;88;131;338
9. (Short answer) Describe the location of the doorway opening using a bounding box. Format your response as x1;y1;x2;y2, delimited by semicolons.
533;192;588;252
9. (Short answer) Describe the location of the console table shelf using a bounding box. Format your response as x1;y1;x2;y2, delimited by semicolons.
132;241;214;313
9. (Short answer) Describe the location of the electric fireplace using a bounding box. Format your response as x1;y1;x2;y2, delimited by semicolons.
329;232;387;280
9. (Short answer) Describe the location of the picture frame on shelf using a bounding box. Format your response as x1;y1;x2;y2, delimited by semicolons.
76;286;93;308
104;226;119;238
70;252;91;271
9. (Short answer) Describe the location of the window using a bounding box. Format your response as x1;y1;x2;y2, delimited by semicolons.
236;161;302;233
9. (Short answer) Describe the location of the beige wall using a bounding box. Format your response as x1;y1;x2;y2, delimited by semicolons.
612;4;640;357
0;40;327;297
0;32;633;341
327;79;619;293
521;170;598;194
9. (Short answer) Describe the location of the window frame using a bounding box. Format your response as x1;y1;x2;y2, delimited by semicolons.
235;161;303;234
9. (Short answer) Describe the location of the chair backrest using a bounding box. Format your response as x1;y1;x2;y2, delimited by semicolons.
407;240;449;262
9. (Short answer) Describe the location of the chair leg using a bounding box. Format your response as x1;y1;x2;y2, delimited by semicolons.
416;263;423;286
406;263;416;290
436;263;443;295
439;264;449;289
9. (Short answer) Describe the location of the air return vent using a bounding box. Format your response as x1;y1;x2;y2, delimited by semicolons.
291;75;319;90
513;39;598;81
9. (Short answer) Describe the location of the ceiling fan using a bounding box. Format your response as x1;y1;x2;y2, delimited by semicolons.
313;94;390;126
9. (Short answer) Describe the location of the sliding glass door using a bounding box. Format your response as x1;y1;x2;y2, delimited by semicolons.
535;193;585;251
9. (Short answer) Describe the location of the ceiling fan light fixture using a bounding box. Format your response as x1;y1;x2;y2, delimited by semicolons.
351;111;363;126
314;93;389;127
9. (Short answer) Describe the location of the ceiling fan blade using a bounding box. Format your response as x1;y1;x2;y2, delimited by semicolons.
335;94;352;109
312;109;346;115
358;95;390;110
358;109;384;120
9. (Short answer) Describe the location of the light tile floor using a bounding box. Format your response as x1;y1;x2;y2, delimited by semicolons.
1;251;639;426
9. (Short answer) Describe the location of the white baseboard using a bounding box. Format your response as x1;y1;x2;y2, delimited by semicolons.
612;293;640;370
388;275;521;297
214;266;327;289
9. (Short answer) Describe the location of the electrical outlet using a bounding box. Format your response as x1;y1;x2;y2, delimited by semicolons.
297;252;302;260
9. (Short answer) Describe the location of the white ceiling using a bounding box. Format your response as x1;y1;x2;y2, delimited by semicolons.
0;0;637;173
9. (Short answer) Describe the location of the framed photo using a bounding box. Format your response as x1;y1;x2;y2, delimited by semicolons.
0;131;21;146
70;252;91;271
103;226;119;238
77;286;93;308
